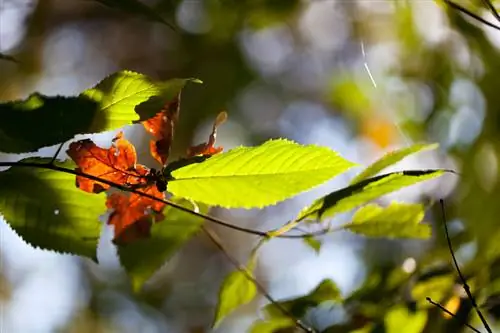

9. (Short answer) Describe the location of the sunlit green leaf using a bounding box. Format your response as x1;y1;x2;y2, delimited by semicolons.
264;279;341;319
385;306;427;333
169;139;357;208
343;202;430;239
350;143;439;184
118;198;207;292
213;256;258;328
0;158;104;261
0;71;197;153
249;318;295;333
297;170;445;222
412;275;454;307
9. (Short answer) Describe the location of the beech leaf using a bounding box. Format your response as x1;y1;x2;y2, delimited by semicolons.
169;139;356;208
0;158;104;261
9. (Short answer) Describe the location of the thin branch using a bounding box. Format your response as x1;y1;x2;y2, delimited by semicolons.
481;0;500;23
202;226;316;333
444;0;500;31
49;142;65;165
0;160;322;239
439;199;492;333
426;297;481;333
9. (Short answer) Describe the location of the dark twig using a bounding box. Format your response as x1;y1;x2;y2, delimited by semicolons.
49;143;65;165
0;160;322;239
202;226;316;333
481;0;500;23
426;297;481;333
444;0;500;31
439;199;492;333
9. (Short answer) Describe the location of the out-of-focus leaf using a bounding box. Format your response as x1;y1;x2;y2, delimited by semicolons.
264;279;341;319
303;236;322;254
213;257;257;327
385;306;427;333
0;71;197;153
93;0;176;30
350;143;439;184
342;202;430;239
297;170;445;222
118;199;207;291
169;139;356;208
0;158;104;261
411;275;454;307
249;318;295;333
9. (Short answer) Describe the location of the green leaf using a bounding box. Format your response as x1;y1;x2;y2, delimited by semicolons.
303;236;322;254
118;198;207;292
94;0;176;30
297;170;445;222
264;279;341;319
213;257;258;328
0;158;104;261
249;318;295;333
342;202;430;239
350;143;439;184
385;306;427;333
0;71;197;153
169;139;357;208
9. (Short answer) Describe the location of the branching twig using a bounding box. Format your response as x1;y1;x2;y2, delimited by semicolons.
426;297;481;333
202;226;316;333
49;142;65;165
0;160;325;239
481;0;500;23
439;199;492;333
444;0;500;31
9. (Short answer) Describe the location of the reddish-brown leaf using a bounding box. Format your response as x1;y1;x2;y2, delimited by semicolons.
106;186;165;244
67;132;147;193
142;94;181;165
187;111;227;157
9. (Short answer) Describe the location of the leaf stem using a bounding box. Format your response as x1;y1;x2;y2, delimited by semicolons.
0;160;321;239
202;226;316;333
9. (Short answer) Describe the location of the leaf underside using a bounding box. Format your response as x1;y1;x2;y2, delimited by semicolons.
0;71;195;153
0;158;104;261
117;199;207;291
169;139;357;208
298;169;445;222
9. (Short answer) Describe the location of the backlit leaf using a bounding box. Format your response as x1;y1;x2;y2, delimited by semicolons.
303;236;322;254
350;143;439;184
213;257;258;327
264;279;341;319
169;139;356;208
343;202;430;239
297;170;445;222
118;199;207;291
0;158;104;261
0;71;196;153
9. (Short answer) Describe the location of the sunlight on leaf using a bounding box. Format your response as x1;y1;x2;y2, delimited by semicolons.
350;143;439;184
213;256;258;328
0;71;196;153
298;170;445;222
343;202;430;239
385;306;427;333
264;279;341;319
0;158;104;261
118;198;207;292
169;139;357;208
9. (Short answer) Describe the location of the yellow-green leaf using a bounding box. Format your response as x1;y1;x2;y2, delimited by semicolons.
169;139;357;208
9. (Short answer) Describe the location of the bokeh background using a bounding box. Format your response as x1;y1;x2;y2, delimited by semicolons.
2;0;500;332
